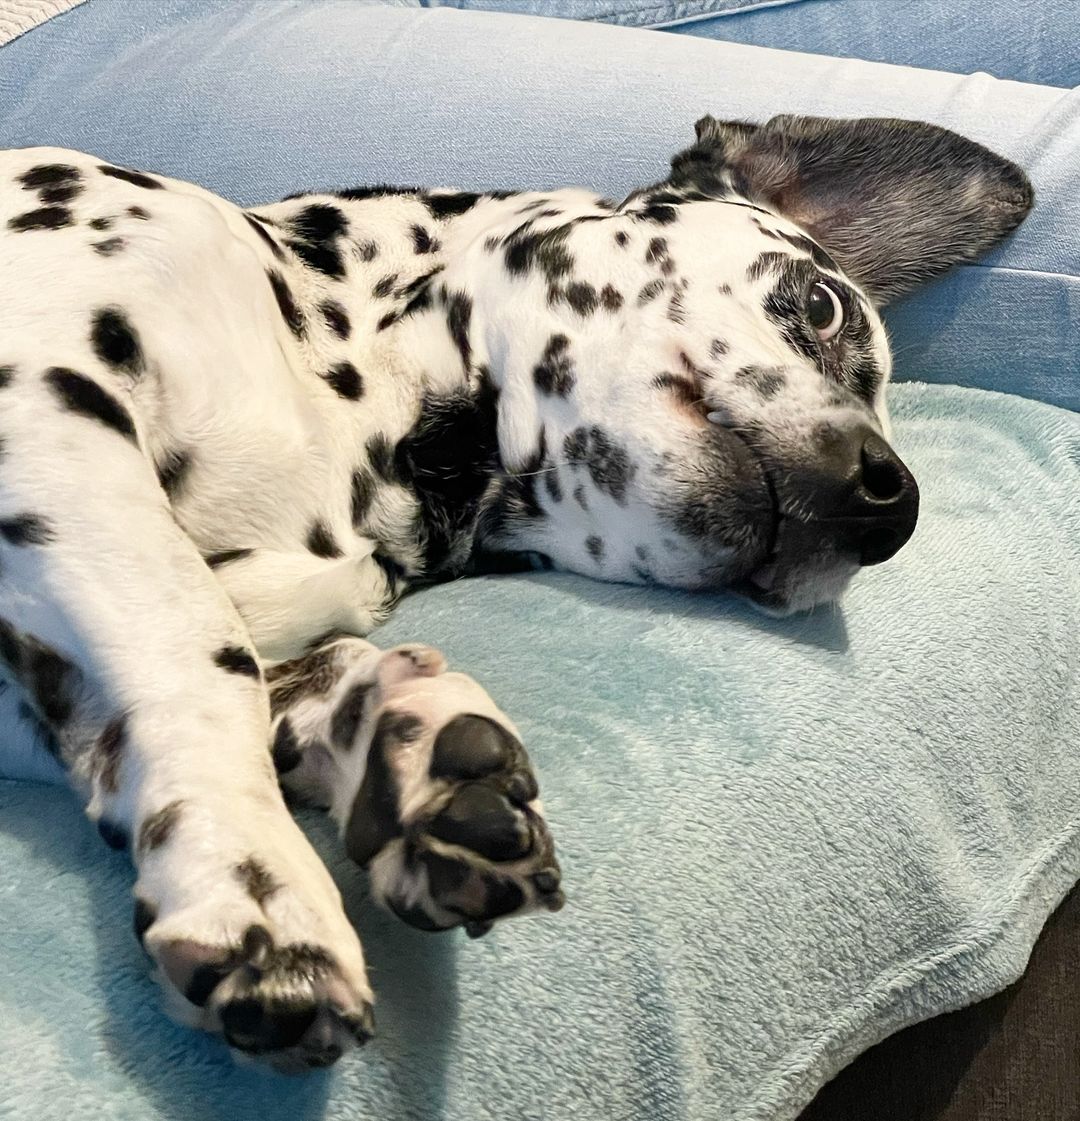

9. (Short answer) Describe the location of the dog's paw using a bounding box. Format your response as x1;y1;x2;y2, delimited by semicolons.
147;920;373;1072
134;800;374;1072
342;665;565;936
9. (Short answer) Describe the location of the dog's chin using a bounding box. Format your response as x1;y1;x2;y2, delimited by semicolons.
732;557;859;617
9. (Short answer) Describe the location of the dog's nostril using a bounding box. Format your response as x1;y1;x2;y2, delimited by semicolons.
860;435;907;501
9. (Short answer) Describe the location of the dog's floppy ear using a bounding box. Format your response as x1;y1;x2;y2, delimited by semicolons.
668;114;1034;305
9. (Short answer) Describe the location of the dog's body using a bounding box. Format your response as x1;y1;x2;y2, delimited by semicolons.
0;117;1031;1069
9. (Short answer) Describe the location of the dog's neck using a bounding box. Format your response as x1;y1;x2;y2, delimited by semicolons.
278;185;616;578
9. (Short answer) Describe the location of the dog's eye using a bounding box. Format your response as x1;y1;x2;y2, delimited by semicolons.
806;282;844;341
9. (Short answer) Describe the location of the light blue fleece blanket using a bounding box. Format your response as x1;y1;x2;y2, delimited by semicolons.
2;382;1080;1121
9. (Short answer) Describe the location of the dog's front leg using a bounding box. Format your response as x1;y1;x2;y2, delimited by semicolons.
0;367;372;1069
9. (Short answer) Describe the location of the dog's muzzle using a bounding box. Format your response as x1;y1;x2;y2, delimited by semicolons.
738;423;919;604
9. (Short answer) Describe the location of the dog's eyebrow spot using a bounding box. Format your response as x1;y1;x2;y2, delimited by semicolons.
306;520;343;559
747;251;788;282
775;228;839;272
323;360;364;401
585;535;604;561
8;206;73;232
0;514;55;546
98;165;163;190
139;800;184;853
45;366;138;443
91;307;143;375
214;645;261;678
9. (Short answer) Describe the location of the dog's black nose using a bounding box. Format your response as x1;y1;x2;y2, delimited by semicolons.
807;426;919;566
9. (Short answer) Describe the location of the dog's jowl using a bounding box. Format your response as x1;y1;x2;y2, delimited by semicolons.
0;116;1031;1068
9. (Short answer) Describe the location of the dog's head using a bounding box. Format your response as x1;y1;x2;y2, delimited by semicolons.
467;116;1032;612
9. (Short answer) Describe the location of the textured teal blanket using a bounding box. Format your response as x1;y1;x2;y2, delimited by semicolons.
2;382;1079;1121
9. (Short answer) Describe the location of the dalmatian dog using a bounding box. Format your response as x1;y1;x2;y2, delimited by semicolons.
0;114;1031;1070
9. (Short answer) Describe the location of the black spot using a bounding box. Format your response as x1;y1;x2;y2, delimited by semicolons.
667;288;687;325
372;273;397;299
585;535;604;561
445;291;472;372
41;182;82;204
330;682;372;749
638;279;665;304
573;484;588;511
139;799;183;852
97;819;128;850
645;237;668;264
96;717;126;793
214;645;260;678
564;281;597;316
735;365;787;399
600;284;623;311
44;367;137;443
366;433;401;485
425;191;480;219
324;361;363;401
206;547;252;568
410;224;439;254
0;514;53;546
235;856;280;904
155;449;191;498
563;426;635;505
544;470;563;503
91;307;143;375
373;550;407;598
271;719;303;775
638;201;677;224
504;224;574;282
343;710;410;865
376;310;399;332
710;338;729;359
394;383;501;571
350;469;376;526
266;643;343;716
718;283;732;296
0;366;12;390
92;237;125;256
357;240;379;262
266;269;305;337
243;212;285;259
19;164;80;190
292;202;347;243
533;333;574;396
8;206;72;232
287;237;344;278
654;372;700;410
307;521;343;559
614;230;629;248
88;216;112;231
776;228;839;272
319;300;351;339
133;897;156;946
98;165;163;190
127;206;149;220
747;251;787;282
430;714;513;780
